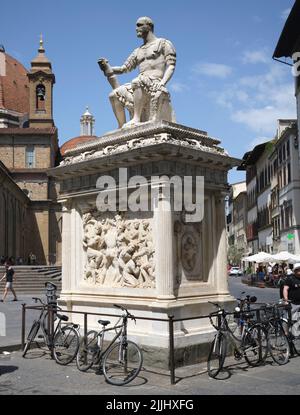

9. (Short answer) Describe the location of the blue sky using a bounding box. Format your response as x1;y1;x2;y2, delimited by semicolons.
1;0;296;183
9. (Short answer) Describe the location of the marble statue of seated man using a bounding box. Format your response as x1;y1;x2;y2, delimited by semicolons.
99;16;176;129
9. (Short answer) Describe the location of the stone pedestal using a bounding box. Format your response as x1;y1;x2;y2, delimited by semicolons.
49;121;240;368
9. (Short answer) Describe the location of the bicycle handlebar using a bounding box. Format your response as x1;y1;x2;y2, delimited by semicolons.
208;301;221;309
31;297;62;311
32;297;46;305
113;304;136;322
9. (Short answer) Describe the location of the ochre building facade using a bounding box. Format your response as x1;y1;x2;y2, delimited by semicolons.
0;40;62;265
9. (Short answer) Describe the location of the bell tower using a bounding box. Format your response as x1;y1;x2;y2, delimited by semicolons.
80;106;95;136
28;35;55;128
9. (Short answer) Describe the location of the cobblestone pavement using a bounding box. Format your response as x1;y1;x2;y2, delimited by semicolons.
1;349;300;395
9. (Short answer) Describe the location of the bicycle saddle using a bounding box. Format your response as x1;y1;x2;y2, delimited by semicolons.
98;320;110;327
57;314;69;322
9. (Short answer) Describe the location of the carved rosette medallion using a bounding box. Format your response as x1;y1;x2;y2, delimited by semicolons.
174;218;203;283
181;232;198;272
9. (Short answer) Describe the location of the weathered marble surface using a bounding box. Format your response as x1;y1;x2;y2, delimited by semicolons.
99;17;176;128
82;211;155;288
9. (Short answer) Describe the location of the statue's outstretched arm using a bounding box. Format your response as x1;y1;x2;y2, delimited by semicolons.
111;65;127;74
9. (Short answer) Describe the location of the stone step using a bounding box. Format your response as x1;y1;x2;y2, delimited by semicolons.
0;265;61;272
0;265;62;294
0;282;61;285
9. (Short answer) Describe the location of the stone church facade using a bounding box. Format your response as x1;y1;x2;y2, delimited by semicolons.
0;40;62;265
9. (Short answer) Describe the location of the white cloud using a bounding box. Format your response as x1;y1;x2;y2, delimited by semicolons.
214;88;250;110
281;8;291;20
242;49;269;65
211;63;296;136
193;62;233;79
232;105;295;135
169;82;188;93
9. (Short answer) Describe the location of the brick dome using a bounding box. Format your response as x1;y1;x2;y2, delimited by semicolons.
0;52;29;114
60;136;97;156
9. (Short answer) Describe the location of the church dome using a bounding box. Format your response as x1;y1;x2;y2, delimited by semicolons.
60;135;97;156
0;50;29;114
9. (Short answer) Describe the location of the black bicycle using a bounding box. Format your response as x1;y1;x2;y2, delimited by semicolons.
76;304;143;385
279;301;300;356
23;297;80;365
207;302;268;378
259;302;290;365
231;292;258;337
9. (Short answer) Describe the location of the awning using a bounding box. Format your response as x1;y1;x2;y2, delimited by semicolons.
242;251;300;264
242;252;274;263
271;251;300;263
273;0;300;58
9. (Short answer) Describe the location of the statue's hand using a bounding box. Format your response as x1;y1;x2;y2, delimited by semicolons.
151;80;164;94
98;58;109;72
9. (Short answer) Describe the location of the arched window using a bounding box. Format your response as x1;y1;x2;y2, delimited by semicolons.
36;84;46;111
26;146;35;168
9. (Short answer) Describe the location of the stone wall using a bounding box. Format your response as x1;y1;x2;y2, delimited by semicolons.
0;163;29;258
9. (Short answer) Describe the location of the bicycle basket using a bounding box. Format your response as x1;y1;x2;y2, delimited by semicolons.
45;281;57;305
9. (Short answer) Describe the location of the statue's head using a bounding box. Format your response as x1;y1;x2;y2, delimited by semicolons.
136;16;154;38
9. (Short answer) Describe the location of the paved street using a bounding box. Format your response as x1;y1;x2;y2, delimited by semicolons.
1;346;300;395
0;296;39;348
0;278;298;395
228;276;280;304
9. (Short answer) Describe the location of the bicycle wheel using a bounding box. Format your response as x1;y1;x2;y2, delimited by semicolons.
76;330;99;372
292;335;300;355
243;324;268;366
268;323;290;365
53;326;80;365
103;340;143;386
22;320;40;357
207;333;227;378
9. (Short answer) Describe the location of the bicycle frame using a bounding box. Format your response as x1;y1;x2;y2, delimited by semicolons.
211;307;263;361
280;303;300;356
31;301;78;354
89;314;129;365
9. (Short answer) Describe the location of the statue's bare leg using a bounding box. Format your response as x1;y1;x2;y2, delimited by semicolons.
109;94;126;128
123;87;146;128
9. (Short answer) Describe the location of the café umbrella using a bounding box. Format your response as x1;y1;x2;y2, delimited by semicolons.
242;252;274;263
271;251;300;264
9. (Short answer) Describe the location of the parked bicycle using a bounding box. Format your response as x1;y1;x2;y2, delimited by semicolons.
232;292;258;337
279;300;300;357
259;302;290;365
76;304;143;386
207;302;268;378
22;297;80;365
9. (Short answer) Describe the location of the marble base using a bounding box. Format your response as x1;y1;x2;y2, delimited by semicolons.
50;121;240;364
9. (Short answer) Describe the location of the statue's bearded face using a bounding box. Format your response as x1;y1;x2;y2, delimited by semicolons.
136;19;152;38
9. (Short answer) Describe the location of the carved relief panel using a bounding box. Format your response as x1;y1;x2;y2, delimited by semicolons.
82;210;155;289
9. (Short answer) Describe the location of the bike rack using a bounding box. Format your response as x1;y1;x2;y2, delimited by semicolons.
20;300;296;385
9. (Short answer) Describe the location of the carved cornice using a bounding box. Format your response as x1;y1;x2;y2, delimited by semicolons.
50;136;240;181
64;120;220;157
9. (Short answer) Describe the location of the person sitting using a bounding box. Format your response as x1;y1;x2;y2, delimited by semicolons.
257;266;265;282
99;16;176;128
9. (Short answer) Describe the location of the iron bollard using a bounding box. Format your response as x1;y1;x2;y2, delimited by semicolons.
21;303;26;350
84;313;88;365
168;315;175;385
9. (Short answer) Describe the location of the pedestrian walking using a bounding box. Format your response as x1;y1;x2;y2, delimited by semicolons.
0;261;18;302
